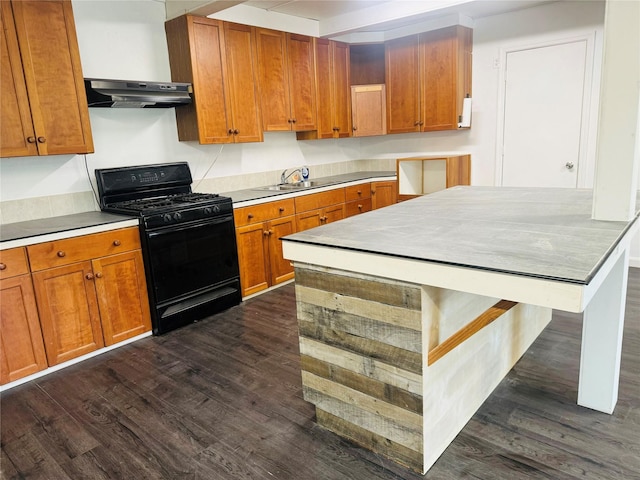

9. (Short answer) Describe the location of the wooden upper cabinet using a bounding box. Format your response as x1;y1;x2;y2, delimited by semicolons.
255;28;317;132
385;34;421;134
223;22;263;143
0;0;93;158
421;26;472;131
297;39;350;140
165;16;262;144
386;26;472;134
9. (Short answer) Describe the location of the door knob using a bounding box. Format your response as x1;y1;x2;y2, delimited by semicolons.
565;162;575;170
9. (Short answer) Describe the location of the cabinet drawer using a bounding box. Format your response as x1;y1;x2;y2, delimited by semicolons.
345;198;372;217
0;247;30;280
234;199;295;227
294;188;345;213
345;183;371;202
27;227;141;272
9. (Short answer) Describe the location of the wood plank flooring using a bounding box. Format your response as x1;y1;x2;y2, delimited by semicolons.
2;268;639;479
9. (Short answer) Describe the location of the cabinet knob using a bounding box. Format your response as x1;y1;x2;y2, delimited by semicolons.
352;126;357;131
358;204;363;210
27;136;36;143
228;129;234;135
85;273;94;280
57;251;66;258
248;214;254;219
357;190;362;195
0;263;6;270
287;119;293;123
95;272;103;278
414;121;421;126
234;129;239;135
37;136;46;143
291;118;297;124
263;230;269;236
113;240;121;246
279;207;285;212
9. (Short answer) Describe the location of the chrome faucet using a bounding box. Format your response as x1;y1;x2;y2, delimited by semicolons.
281;168;302;184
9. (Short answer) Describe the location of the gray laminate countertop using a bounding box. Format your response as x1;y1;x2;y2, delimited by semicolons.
282;186;640;284
222;171;396;205
0;212;139;249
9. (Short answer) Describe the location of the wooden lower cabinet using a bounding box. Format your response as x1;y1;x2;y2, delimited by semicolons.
27;227;151;366
344;183;372;217
371;180;398;209
295;203;345;231
235;199;297;297
0;246;47;384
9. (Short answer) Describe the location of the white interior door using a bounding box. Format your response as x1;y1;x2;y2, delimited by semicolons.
501;40;588;187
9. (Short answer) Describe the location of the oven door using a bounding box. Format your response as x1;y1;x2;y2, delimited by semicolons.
144;214;240;304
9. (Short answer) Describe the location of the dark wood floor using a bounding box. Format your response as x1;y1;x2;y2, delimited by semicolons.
2;268;639;480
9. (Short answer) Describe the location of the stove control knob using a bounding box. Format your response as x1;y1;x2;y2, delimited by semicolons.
203;207;213;215
173;212;182;221
163;213;173;223
213;205;220;213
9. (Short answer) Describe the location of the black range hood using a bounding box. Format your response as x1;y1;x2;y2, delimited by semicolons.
84;78;192;108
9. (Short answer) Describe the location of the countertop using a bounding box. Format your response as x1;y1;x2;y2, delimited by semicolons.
0;212;139;249
0;171;396;249
282;186;640;285
221;171;396;205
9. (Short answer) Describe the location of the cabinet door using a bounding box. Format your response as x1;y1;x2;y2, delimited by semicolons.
255;28;292;131
287;33;317;131
224;22;263;143
267;216;296;285
371;181;398;209
32;261;104;366
93;251;151;346
331;41;351;138
236;222;270;297
323;204;345;225
166;16;232;144
10;0;93;155
0;275;47;384
351;85;386;137
0;2;37;158
385;34;421;134
313;38;335;139
296;209;323;232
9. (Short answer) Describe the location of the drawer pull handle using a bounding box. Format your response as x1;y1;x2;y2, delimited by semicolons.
113;240;121;246
279;207;285;212
85;273;94;280
57;251;66;258
248;214;254;219
357;190;362;195
95;272;103;278
0;263;6;270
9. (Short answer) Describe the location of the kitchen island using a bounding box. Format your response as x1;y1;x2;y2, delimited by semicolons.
281;186;640;474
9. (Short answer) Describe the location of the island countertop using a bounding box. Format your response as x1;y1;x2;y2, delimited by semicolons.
283;186;640;286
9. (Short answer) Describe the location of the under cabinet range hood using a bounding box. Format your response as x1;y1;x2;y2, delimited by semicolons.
84;78;192;108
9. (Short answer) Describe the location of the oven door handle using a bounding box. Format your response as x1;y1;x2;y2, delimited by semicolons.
146;215;233;237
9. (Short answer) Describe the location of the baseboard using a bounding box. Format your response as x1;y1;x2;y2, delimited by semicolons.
630;257;640;268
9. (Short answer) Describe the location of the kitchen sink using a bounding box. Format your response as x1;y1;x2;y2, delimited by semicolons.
254;181;320;191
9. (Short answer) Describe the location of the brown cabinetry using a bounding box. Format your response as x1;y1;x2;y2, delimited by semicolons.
255;29;317;132
295;189;346;231
298;39;351;140
0;0;93;158
165;16;262;144
371;181;398;209
385;26;472;134
0;247;47;384
235;199;296;297
28;228;151;365
344;183;372;217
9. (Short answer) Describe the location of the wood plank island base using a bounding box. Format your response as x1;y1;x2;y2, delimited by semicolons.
282;186;640;475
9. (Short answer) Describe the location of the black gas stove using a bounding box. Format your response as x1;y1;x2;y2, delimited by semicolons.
95;162;241;335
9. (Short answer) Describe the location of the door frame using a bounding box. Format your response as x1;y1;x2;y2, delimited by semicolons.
494;32;599;188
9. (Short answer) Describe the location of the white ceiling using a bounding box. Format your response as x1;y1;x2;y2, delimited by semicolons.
165;0;556;39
